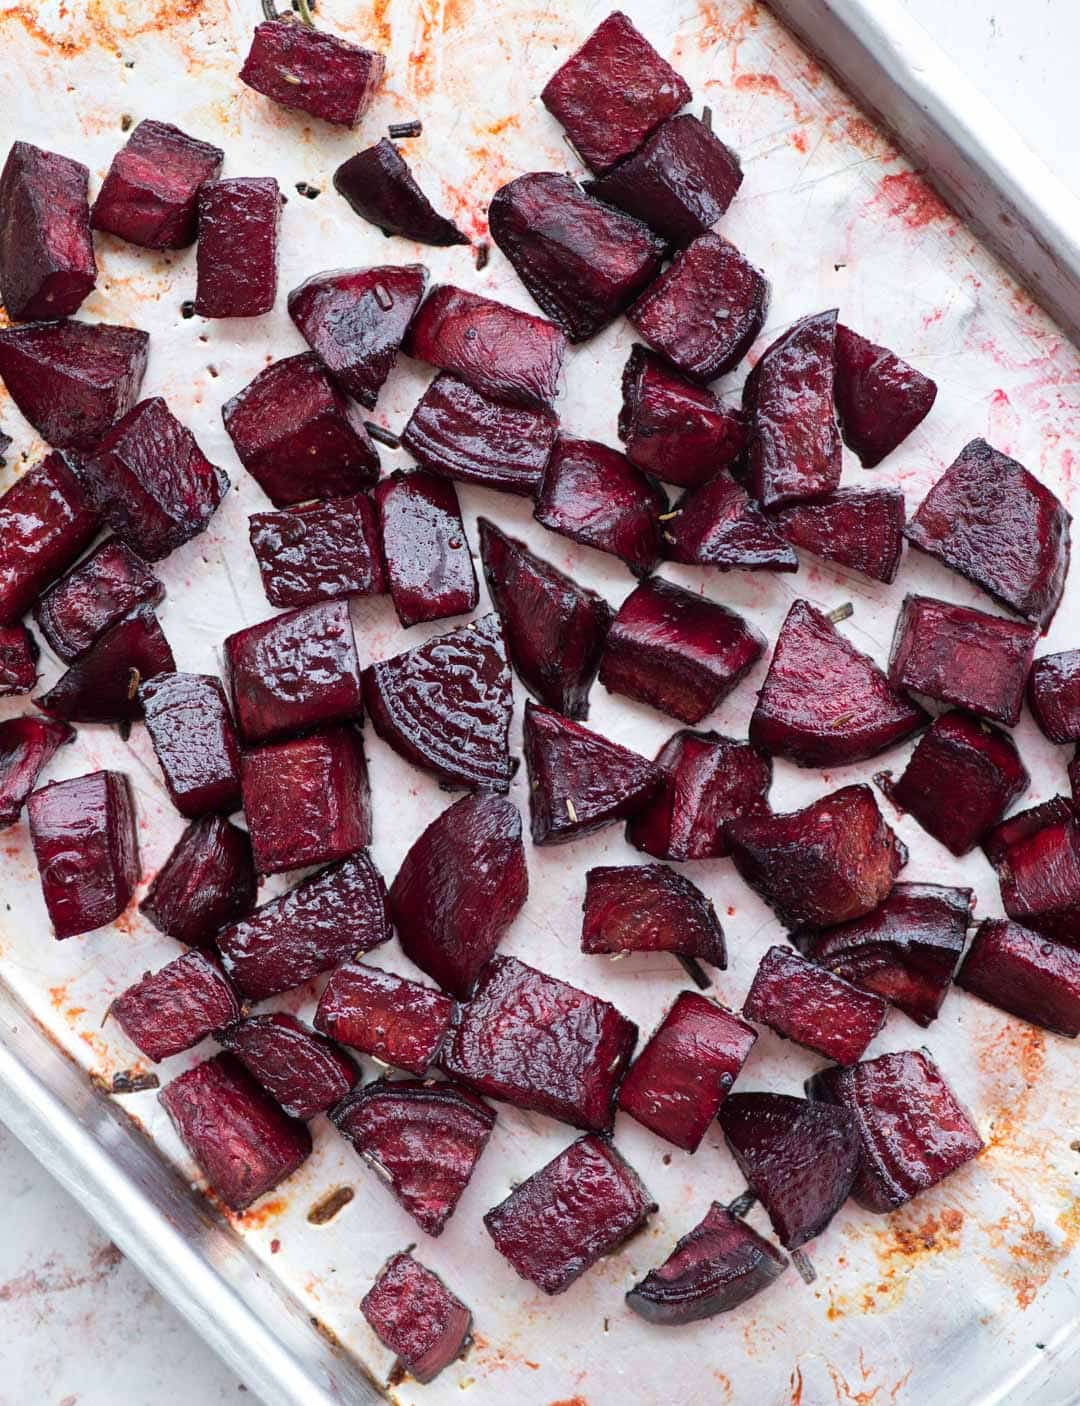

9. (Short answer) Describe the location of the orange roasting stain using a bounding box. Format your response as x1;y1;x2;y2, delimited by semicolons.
695;0;759;51
789;1365;804;1404
978;1023;1045;1153
870;171;954;231
549;1398;588;1406
790;130;808;153
0;0;208;58
830;1207;964;1317
231;1197;288;1230
982;1191;1079;1310
826;1355;912;1405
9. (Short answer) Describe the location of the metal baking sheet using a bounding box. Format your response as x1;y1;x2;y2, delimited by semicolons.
1;2;1078;1404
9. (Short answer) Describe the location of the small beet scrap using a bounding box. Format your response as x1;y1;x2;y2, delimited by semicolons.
662;472;798;573
1028;650;1080;743
221;1014;358;1119
35;538;162;663
719;1093;860;1249
332;1079;495;1235
315;964;453;1075
194;176;280;318
91;119;223;248
485;1134;656;1294
249;495;385;609
0;451;98;625
906;438;1070;629
0;142;95;321
373;470;478;628
834;324;937;467
141;815;256;949
581;863;726;967
35;605;175;724
361;1252;471;1385
0;716;74;828
0;624;37;695
140;673;242;818
994;816;1080;949
770;488;906;584
743;944;887;1064
335;140;466;246
957;919;1080;1038
982;797;1076;871
240;19;385;127
159;1053;311;1212
112;951;241;1064
28;770;139;938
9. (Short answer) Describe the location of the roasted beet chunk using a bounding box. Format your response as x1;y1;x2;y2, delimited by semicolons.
1028;650;1080;742
28;770;138;938
743;944;887;1064
91;119;223;248
332;1079;494;1234
373;470;478;628
523;700;661;845
750;600;927;768
216;850;390;999
994;815;1080;948
35;538;162;663
581;863;726;966
982;797;1076;871
600;576;764;723
957;919;1080;1038
194;177;280;318
334;140;466;245
159;1053;311;1212
906;438;1070;629
249;495;385;608
0;624;37;694
0;716;73;828
221;1013;358;1119
485;1133;656;1294
315;964;453;1075
140;815;256;948
0;451;98;625
140;673;241;818
833;323;937;467
75;397;228;561
364;613;513;793
112;951;240;1064
241;19;385;127
719;1093;860;1249
726;784;907;931
361;1252;471;1385
0;142;95;321
662;472;797;572
770;487;905;584
36;604;175;724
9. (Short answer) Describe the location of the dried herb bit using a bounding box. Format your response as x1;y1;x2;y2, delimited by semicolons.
827;602;854;624
702;104;712;131
727;1189;757;1218
364;419;401;449
676;954;711;989
180;300;195;319
472;241;490;272
307;1185;355;1225
791;1247;817;1285
120;114;133;132
111;1069;161;1094
389;120;423;139
295;181;320;200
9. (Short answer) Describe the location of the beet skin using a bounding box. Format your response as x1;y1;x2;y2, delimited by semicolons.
662;471;798;573
35;604;175;724
581;863;726;967
0;142;96;321
334;140;466;245
833;323;937;467
361;1252;471;1385
221;1013;359;1120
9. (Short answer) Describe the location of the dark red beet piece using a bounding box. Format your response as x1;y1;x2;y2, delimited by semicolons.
523;700;662;845
334;139;466;246
662;471;798;573
994;816;1080;949
35;538;161;663
906;438;1069;629
581;863;726;967
957;919;1080;1038
540;11;691;174
240;19;385;127
361;1252;471;1385
373;470;478;628
489;172;665;342
982;797;1076;870
112;951;240;1063
718;1093;860;1249
194;177;280;319
888;593;1037;727
405;285;567;411
0;623;37;694
1069;754;1080;813
390;793;528;1000
220;1013;358;1119
0;716;74;828
0;451;98;625
35;604;174;724
332;1079;494;1235
834;323;937;467
0;142;95;321
485;1133;656;1294
743;944;887;1064
140;815;256;949
726;784;907;931
363;613;513;793
75;397;228;561
28;770;138;938
807;1049;983;1212
140;672;241;817
215;850;390;999
534;434;666;576
315;964;453;1075
287;265;427;410
91;119;223;249
1028;650;1080;743
600;576;764;724
159;1053;311;1212
249;495;385;608
627;1202;787;1324
626;729;772;862
750;600;927;768
770;487;905;584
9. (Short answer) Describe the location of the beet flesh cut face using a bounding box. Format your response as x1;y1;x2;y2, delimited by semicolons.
0;451;99;625
0;624;37;695
373;470;478;628
994;816;1080;949
334;140;466;246
221;1013;358;1120
28;770;139;939
332;1078;495;1235
581;863;726;967
194;176;280;318
35;538;162;663
726;783;907;931
489;172;665;342
140;673;242;818
159;1053;312;1213
35;604;175;724
833;323;937;467
315;964;453;1075
112;950;241;1064
441;954;637;1131
140;815;257;949
240;19;385;127
662;472;798;573
249;495;386;609
905;438;1070;630
957;919;1080;1038
770;487;906;584
0;142;96;321
982;797;1076;871
484;1134;657;1295
361;1252;472;1385
363;613;514;793
0;716;74;828
743;944;887;1065
91;119;224;249
1027;650;1080;743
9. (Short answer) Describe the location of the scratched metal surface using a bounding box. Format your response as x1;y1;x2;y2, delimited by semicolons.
0;2;1078;1404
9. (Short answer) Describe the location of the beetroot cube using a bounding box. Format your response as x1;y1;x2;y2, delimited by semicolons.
373;470;478;628
35;538;162;662
28;770;138;938
982;797;1075;871
249;495;385;608
662;471;798;573
140;815;256;949
0;715;74;828
91;119;223;249
0;451;98;625
1028;650;1080;743
581;863;726;967
240;19;385;127
0;624;37;694
35;604;175;724
140;672;242;817
194;177;280;319
743;944;887;1064
315;964;453;1075
112;950;240;1063
361;1252;471;1385
957;919;1080;1038
334;140;466;246
995;816;1080;949
221;1013;358;1119
834;323;936;466
770;487;906;584
0;142;95;321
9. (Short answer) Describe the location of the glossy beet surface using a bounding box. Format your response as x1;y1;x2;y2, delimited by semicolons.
221;1014;358;1119
334;140;466;245
140;816;256;949
332;1079;495;1235
770;487;906;583
0;716;73;828
249;495;385;608
1028;650;1080;743
618;346;746;488
994;816;1080;949
484;1134;656;1294
0;624;37;695
35;604;175;723
743;944;887;1064
0;142;95;321
662;472;797;572
315;964;453;1075
35;538;161;662
194;177;280;318
719;1093;860;1249
581;863;726;966
441;955;637;1131
112;951;241;1064
240;19;385;127
833;324;937;467
28;770;138;938
0;451;98;625
489;173;665;342
374;470;478;628
159;1053;312;1212
982;797;1076;871
957;919;1080;1038
390;793;528;999
364;613;514;793
906;438;1070;629
750;600;927;768
361;1253;471;1385
140;673;241;818
91;119;223;248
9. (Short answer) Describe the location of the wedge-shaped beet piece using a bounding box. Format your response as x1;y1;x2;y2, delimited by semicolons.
626;729;772;862
0;142;95;321
216;851;390;999
112;951;240;1064
390;794;528;1000
581;863;726;967
662;472;797;572
994;816;1080;949
159;1053;311;1212
726;784;907;931
36;604;174;723
28;770;138;938
523;700;662;845
405;285;567;411
335;139;466;245
770;487;905;584
194;176;280;318
743;944;887;1064
361;1252;471;1385
627;1202;787;1324
364;613;513;793
957;919;1080;1038
1028;650;1080;743
888;594;1037;727
750;600;927;768
834;324;937;467
140;673;241;818
982;797;1076;870
240;19;384;127
332;1078;494;1234
0;716;73;828
91;119;223;248
719;1093;860;1249
0;451;98;625
628;233;768;383
288;265;426;410
906;438;1069;629
315;964;453;1075
373;470;477;628
249;495;385;608
540;11;691;174
221;1013;358;1119
535;435;666;576
141;815;256;949
0;623;37;694
76;397;228;561
35;538;161;662
618;346;746;488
